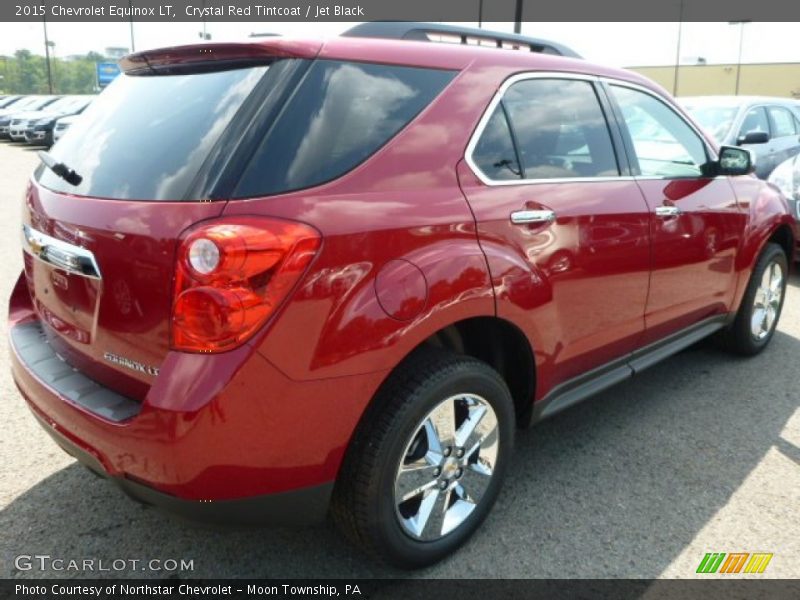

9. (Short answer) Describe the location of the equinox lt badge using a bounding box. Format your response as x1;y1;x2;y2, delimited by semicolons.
103;352;160;376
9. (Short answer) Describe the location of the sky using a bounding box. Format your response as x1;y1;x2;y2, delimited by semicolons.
0;21;799;68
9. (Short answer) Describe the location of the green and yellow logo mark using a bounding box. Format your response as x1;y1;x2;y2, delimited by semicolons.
696;552;773;574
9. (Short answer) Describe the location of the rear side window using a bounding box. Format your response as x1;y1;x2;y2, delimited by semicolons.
504;79;619;180
233;61;455;198
767;106;798;138
37;67;269;200
471;105;522;180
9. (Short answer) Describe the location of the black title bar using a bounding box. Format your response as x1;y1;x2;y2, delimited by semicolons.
2;0;799;22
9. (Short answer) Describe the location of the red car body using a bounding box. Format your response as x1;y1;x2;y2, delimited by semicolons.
9;35;795;524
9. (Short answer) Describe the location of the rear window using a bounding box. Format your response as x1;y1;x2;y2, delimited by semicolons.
233;61;455;198
37;67;268;200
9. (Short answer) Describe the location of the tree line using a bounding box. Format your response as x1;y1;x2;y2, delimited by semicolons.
0;49;109;95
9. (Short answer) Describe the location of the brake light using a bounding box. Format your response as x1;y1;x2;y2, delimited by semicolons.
171;217;320;353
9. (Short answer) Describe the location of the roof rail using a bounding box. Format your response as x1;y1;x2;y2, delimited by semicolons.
342;22;581;59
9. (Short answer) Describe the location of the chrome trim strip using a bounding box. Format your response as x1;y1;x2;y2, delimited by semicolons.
22;224;102;280
464;71;720;187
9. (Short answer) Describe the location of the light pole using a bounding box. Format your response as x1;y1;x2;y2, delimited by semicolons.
477;0;483;28
514;0;523;34
46;40;56;93
128;0;136;52
729;21;751;96
673;0;684;96
42;16;53;94
199;0;210;40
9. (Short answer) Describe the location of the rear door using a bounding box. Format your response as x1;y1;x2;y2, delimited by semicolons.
606;83;745;345
459;75;651;391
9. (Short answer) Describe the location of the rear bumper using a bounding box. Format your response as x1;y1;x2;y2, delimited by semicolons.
31;408;334;526
9;274;388;524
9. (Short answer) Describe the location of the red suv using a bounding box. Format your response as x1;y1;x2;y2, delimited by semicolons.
9;23;795;568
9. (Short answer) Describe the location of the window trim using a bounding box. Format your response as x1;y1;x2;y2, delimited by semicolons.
465;72;628;186
465;72;718;186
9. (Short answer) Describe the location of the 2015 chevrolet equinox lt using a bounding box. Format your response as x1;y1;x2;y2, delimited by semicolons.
9;24;795;568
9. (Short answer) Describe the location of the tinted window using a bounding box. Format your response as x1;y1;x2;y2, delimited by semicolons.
612;85;709;178
739;107;770;139
767;106;798;137
234;61;455;198
472;105;522;180
37;67;268;200
501;79;619;180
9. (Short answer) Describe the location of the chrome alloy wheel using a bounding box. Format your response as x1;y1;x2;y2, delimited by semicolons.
394;393;499;541
751;260;785;340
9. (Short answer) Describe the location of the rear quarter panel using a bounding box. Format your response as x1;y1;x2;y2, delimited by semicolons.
223;66;508;381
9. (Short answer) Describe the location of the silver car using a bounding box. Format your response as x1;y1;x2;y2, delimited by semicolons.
681;96;800;179
768;153;800;261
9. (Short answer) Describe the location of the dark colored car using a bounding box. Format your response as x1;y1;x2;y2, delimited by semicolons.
0;96;61;138
681;96;800;179
23;96;94;147
9;24;795;568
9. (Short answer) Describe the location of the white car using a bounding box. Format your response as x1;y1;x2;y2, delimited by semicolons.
768;153;800;261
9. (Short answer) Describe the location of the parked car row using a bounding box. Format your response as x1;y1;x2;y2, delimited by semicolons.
0;94;93;147
680;95;800;179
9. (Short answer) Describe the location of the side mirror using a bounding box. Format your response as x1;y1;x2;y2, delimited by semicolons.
718;145;755;176
737;131;769;145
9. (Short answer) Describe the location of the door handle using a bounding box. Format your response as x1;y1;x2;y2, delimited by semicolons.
510;210;556;225
655;205;682;218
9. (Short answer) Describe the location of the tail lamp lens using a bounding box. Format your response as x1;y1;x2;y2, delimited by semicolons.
172;217;320;352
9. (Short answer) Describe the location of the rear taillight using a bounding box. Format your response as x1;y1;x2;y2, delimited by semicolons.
171;217;320;353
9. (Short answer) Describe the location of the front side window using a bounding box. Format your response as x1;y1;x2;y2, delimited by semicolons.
501;79;619;180
611;85;710;178
739;107;770;140
767;106;798;138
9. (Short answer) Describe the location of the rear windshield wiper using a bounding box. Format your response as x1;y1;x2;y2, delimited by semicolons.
38;151;82;186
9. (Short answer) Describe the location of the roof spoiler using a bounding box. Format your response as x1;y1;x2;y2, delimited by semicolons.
120;40;321;75
342;22;581;59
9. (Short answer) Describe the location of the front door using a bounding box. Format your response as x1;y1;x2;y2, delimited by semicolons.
606;83;746;345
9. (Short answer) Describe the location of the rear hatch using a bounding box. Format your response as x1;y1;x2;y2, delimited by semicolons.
22;42;319;400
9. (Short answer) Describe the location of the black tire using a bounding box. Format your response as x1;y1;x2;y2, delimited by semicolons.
331;347;515;569
718;242;788;355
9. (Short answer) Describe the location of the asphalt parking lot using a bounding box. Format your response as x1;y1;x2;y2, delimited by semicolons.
0;141;798;580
